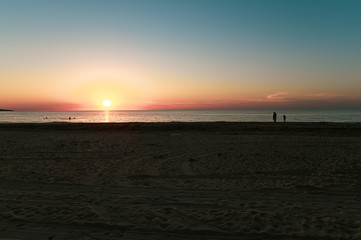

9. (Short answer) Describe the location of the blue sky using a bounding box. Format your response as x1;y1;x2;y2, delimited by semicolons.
1;0;360;110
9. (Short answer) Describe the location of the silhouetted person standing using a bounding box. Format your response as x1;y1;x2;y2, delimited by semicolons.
273;112;277;122
283;115;286;122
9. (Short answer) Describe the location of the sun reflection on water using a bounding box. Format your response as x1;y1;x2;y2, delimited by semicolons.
104;110;109;123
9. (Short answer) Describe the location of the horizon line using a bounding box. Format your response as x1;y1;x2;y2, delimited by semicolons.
4;108;361;112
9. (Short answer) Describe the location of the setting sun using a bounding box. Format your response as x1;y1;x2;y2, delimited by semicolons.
102;99;112;107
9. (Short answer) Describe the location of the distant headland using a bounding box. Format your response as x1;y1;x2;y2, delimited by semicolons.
0;109;13;111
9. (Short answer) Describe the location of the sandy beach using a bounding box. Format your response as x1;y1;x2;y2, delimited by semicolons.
0;122;361;240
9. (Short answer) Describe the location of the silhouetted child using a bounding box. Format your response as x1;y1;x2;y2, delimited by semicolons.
273;112;277;122
283;115;286;122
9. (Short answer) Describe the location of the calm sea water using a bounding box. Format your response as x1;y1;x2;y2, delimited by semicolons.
1;110;360;123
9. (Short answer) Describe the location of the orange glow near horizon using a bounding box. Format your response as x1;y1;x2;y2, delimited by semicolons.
1;65;361;111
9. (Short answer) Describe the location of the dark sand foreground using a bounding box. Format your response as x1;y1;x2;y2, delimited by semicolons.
1;122;361;239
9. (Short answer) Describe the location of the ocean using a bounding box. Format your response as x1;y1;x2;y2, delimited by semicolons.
1;110;361;123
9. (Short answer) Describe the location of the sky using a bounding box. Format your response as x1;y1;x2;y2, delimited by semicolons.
1;0;361;110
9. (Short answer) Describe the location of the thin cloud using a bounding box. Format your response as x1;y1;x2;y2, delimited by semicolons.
266;92;289;100
141;92;361;110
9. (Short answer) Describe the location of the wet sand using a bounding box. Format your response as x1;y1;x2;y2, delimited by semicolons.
0;122;361;239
